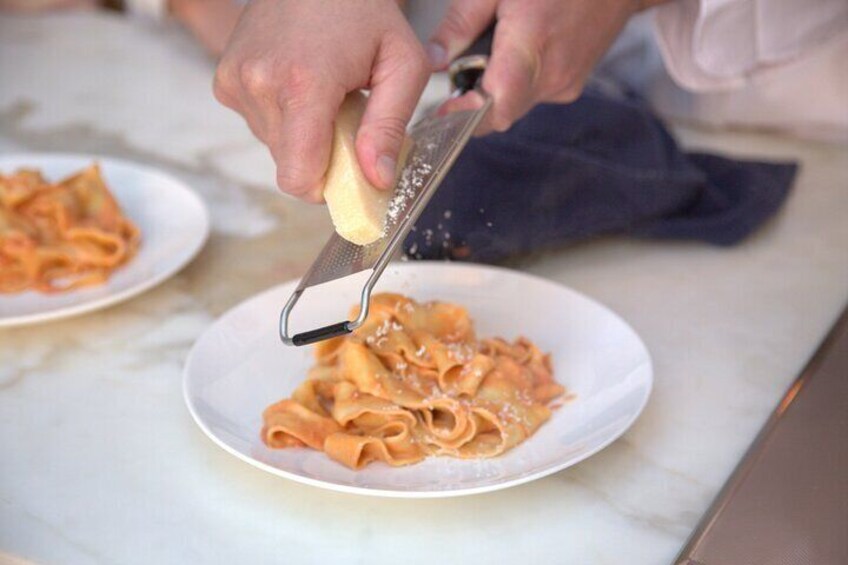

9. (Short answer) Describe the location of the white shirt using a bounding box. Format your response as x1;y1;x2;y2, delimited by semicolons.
125;0;167;21
409;0;848;142
652;0;848;142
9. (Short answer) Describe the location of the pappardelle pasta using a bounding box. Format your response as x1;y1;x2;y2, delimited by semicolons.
262;293;567;469
0;164;140;293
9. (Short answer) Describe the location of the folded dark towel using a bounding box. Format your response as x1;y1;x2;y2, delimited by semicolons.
404;85;798;263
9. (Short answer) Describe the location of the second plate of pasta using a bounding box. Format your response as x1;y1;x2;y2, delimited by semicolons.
184;263;652;498
0;153;209;327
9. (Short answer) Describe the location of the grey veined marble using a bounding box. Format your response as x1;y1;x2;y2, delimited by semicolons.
1;11;847;565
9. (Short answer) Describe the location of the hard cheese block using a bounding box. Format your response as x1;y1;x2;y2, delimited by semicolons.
324;91;393;246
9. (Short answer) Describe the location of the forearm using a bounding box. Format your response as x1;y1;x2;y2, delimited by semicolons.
0;0;96;10
169;0;243;56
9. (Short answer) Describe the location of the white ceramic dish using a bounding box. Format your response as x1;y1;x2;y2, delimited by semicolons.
184;263;652;498
0;153;209;327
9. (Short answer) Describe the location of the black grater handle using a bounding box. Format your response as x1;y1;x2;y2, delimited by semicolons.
459;21;495;59
450;22;495;94
291;321;352;347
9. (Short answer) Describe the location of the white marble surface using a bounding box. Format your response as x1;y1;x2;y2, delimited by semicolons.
1;12;847;565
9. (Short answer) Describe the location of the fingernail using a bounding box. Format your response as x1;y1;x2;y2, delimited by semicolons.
426;42;447;69
377;154;397;188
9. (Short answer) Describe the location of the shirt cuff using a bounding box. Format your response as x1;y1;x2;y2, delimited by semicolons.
653;0;848;92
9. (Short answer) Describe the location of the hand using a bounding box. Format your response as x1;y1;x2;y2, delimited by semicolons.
213;0;430;203
427;0;645;133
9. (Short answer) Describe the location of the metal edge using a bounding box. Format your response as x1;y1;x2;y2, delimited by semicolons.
673;303;848;564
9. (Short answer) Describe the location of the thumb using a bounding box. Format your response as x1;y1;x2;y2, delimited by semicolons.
426;0;498;69
356;35;429;190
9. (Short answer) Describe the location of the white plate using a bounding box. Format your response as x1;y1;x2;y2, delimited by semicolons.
184;263;653;498
0;153;209;327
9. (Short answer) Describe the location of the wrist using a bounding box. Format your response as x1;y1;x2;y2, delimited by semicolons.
168;0;191;20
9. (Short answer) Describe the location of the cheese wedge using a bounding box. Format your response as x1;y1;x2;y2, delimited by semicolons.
324;91;401;246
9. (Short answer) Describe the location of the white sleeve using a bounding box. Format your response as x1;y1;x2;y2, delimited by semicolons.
125;0;169;21
653;0;848;92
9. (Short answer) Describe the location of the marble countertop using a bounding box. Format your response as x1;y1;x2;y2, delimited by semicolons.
1;12;847;565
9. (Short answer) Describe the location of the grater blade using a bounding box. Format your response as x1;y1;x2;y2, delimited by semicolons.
280;95;491;347
297;97;492;291
281;27;495;346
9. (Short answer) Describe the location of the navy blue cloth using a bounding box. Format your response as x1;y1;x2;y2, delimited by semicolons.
404;86;797;263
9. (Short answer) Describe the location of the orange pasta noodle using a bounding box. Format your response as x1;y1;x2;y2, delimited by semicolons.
0;164;140;293
261;294;568;469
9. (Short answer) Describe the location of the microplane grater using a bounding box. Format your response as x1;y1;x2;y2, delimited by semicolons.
280;53;493;346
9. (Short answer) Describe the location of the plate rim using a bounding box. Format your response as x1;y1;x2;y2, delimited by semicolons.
183;262;654;498
0;152;211;328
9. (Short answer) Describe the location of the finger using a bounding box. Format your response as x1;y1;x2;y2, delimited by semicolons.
481;21;540;132
214;56;273;143
267;71;346;201
435;89;486;117
356;36;429;190
213;55;251;116
434;90;493;135
426;0;498;69
246;110;271;144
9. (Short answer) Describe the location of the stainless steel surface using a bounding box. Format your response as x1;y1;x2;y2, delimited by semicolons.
676;306;848;565
280;57;492;345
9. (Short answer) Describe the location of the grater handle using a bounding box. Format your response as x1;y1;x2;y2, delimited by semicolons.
291;322;352;346
280;272;376;346
460;21;495;59
450;22;495;94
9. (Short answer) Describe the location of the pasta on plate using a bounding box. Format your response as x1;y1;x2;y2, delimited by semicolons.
0;164;140;293
262;293;568;470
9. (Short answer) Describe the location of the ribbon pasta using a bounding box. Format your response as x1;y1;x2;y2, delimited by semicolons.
262;294;567;469
0;164;140;293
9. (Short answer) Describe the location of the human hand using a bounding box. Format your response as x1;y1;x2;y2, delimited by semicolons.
213;0;430;202
427;0;646;133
